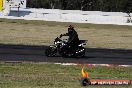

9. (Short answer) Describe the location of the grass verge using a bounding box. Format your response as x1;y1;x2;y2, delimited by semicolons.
0;18;132;49
0;62;131;88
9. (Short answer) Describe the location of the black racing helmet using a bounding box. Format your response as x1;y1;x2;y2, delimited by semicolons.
68;25;74;29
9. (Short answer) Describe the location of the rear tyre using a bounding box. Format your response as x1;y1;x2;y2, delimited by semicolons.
80;48;85;57
76;47;85;58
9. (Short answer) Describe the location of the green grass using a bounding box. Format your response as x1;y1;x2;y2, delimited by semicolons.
0;62;131;88
0;18;132;49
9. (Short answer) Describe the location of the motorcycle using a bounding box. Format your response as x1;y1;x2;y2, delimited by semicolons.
45;37;87;57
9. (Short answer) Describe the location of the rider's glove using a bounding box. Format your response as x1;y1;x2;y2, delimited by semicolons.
59;34;63;38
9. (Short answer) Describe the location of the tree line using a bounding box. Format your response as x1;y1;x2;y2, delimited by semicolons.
27;0;132;12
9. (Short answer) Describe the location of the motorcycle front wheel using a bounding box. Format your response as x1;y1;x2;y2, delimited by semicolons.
45;46;57;57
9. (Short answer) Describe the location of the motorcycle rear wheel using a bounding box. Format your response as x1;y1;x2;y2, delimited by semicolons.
76;47;85;58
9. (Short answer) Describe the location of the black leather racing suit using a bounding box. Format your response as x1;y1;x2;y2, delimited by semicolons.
61;28;80;50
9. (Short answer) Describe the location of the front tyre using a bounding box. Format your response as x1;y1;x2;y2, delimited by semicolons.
45;46;57;57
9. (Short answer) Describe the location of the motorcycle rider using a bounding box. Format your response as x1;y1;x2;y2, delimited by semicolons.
59;25;80;51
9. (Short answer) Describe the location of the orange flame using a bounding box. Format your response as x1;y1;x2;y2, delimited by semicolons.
81;66;88;78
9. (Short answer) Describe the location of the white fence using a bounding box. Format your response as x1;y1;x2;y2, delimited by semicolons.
0;8;132;25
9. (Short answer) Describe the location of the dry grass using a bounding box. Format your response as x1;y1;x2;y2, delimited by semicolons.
0;18;132;49
0;63;131;88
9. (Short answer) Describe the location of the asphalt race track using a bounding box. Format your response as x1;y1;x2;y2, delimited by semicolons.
0;44;132;65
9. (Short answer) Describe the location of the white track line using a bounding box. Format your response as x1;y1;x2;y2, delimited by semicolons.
54;63;132;67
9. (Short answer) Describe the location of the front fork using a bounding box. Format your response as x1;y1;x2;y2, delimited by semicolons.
49;45;58;55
